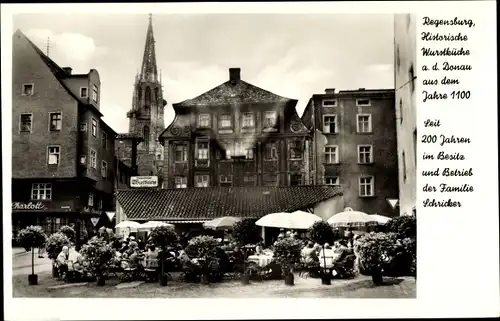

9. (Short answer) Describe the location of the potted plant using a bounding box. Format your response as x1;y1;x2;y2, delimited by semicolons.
308;221;336;285
232;219;260;285
59;225;76;243
354;232;394;285
16;225;47;285
80;236;115;286
150;226;179;286
45;232;71;278
273;238;302;286
185;235;219;285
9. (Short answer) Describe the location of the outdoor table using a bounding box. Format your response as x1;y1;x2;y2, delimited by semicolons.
247;254;274;267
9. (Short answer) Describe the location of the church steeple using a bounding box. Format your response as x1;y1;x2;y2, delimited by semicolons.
140;14;158;83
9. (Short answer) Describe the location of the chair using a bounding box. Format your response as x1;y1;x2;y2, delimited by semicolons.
119;259;138;282
332;254;356;279
143;258;159;282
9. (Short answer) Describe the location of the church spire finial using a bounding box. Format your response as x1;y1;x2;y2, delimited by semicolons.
140;14;158;83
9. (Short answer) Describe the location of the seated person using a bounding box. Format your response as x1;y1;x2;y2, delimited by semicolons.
255;242;265;255
143;245;159;269
230;246;245;272
215;247;231;273
127;247;143;269
119;242;129;254
56;246;70;277
126;241;139;257
301;241;318;264
318;243;336;268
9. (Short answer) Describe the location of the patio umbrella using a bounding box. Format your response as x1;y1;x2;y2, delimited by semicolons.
256;211;322;229
203;216;241;230
115;220;141;230
370;214;391;224
136;221;174;231
327;207;379;228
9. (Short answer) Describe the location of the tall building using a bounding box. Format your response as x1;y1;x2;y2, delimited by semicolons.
394;14;417;216
122;14;166;177
11;30;121;239
301;88;399;217
159;68;313;188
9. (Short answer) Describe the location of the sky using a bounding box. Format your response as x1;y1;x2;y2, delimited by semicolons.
13;13;394;134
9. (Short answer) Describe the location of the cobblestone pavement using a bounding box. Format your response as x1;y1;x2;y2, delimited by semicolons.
12;248;53;276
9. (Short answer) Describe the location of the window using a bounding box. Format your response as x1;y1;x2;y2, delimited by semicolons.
145;87;151;106
402;151;407;182
88;192;94;206
409;65;415;92
143;126;149;149
222;142;233;160
358;145;373;164
102;132;107;150
263;111;277;128
322;99;337;107
245;145;254;160
31;183;52;200
356;99;371;106
47;146;60;165
264;142;278;160
92;84;98;102
91;118;97;137
197;141;209;159
90;149;97;168
20;113;32;132
357;114;372;133
324;145;339;164
80;122;87;132
198;114;211;127
80;87;88;98
220;175;233;187
154;88;159;101
323;115;337;133
399;99;403;124
175;177;187;189
49;112;62;131
242;113;255;128
138;87;143;101
80;155;87;165
325;176;340;186
290;174;302;186
289;141;303;160
22;84;34;96
219;114;232;128
101;161;107;178
359;176;374;197
175;144;188;162
195;175;209;187
244;175;256;186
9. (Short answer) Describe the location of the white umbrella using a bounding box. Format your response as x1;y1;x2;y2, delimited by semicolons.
115;220;141;230
136;221;174;231
327;207;379;228
203;217;241;230
370;214;391;224
256;211;322;229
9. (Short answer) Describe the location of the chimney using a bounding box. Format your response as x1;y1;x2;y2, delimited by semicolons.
325;88;336;94
63;67;72;75
229;68;241;82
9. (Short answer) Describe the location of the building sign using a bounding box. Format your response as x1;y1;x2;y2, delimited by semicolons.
82;206;102;215
91;217;100;226
130;176;158;188
12;201;47;211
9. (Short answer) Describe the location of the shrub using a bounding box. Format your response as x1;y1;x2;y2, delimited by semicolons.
17;226;47;252
386;216;416;239
273;238;303;276
59;225;76;242
232;218;260;246
308;221;336;245
150;226;179;251
354;232;395;274
45;232;71;260
80;236;115;277
185;235;220;275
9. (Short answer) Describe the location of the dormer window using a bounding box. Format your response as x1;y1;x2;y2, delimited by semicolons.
263;111;277;128
322;99;337;107
219;114;232;128
22;84;34;96
92;84;98;102
198;114;211;127
356;98;371;106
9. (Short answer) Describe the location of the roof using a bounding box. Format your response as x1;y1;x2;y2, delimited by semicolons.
174;80;293;107
116;185;342;221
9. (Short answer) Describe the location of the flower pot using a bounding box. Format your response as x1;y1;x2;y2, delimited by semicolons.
201;273;210;285
97;275;106;286
28;274;38;285
241;273;250;285
371;267;383;285
284;273;294;286
159;273;168;286
321;273;331;285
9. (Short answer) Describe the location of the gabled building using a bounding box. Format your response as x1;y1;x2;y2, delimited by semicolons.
301;88;399;217
11;30;124;240
159;68;313;188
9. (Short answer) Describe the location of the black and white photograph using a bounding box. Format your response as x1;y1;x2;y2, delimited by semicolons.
8;11;417;299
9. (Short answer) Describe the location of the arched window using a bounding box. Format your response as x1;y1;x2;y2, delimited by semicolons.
154;88;159;101
145;87;151;106
137;87;142;101
143;125;150;149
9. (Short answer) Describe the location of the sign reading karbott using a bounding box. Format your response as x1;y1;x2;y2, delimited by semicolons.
130;176;159;188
